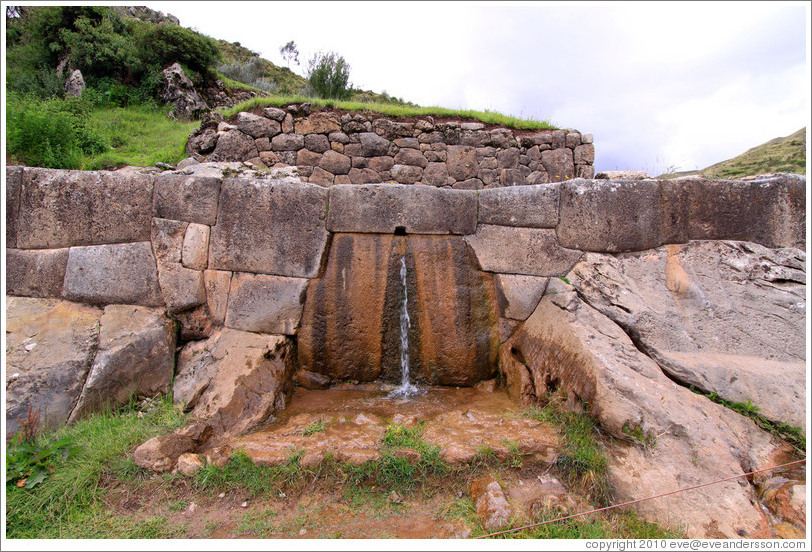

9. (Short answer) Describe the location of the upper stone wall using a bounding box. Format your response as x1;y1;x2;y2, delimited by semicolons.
5;166;805;342
185;103;595;187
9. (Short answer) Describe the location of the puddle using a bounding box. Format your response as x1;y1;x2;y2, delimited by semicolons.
226;384;559;466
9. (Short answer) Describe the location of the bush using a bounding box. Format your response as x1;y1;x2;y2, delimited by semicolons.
307;51;352;100
6;93;108;169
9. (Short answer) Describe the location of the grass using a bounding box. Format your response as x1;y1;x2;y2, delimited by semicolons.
219;94;558;130
82;104;199;170
302;419;327;436
5;395;188;538
690;387;806;454
521;396;612;506
660;127;806;179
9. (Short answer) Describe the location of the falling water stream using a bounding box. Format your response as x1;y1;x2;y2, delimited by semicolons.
388;256;420;398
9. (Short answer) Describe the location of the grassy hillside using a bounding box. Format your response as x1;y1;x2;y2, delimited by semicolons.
661;128;806;179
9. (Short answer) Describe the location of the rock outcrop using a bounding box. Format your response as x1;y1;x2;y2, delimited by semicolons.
5;297;176;438
499;241;806;538
160;62;207;120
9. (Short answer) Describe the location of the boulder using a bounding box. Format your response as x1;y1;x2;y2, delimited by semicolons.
64;69;85;97
478;183;559;228
465;225;582;277
359;132;391;157
17;168;153;249
567;241;806;430
6;248;69;298
394;148;428;168
327;184;477;235
318;150;352;175
5;297;102;439
304;134;330;153
236;111;280;139
224;272;309;335
298;234;499;386
295;112;341;134
160;62;207;120
271;133;305;151
348;167;380;184
132;432;197;473
500;278;785;538
422;162;449;187
173;329;294;435
471;476;513;531
63;242;163;307
203;270;232;325
69;305;176;421
446;145;478;181
391;164;423;184
153;174;221;225
541;148;575;181
208;179;330;278
209;130;257;162
263;107;287;121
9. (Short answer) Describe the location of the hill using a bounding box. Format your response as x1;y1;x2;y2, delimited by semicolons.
660;128;806;179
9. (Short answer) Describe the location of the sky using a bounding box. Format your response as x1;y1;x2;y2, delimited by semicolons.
147;0;810;175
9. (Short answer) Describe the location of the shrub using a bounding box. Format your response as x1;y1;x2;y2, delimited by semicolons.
307;51;352;100
6;92;108;169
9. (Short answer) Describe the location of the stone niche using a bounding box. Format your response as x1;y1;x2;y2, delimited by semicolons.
297;233;500;386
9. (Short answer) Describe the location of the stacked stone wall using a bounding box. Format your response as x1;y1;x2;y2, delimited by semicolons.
186;104;596;187
6;166;805;343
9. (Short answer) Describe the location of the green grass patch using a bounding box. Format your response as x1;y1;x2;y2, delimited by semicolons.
480;508;683;539
5;396;187;538
82;105;199;170
195;448;307;497
522;397;612;506
302;420;327;436
219;95;557;130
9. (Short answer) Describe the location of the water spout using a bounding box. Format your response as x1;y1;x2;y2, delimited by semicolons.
389;256;420;398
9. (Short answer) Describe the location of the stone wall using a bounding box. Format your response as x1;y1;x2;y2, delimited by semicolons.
185;104;596;187
7;166;804;330
6;166;805;388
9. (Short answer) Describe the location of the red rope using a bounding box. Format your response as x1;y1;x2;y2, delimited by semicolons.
475;458;806;539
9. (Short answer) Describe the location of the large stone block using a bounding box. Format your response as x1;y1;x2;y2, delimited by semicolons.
208;179;330;278
465;225;582;276
69;305;176;421
153;174;220;225
157;261;206;314
557;179;662;252
6;248;69;298
182;223;210;270
295;112;341;134
6;166;22;248
63;242;163;306
478;183;560;228
17;168;153;249
236;111;281;138
6;297;102;437
327;184;477;235
682;175;806;249
224;272;308;335
151;218;188;263
204;269;232;325
209;130;258;161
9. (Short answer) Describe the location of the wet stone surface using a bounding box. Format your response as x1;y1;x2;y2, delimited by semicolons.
226;384;559;467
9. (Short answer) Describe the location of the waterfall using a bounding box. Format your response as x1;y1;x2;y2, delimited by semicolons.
389;256;419;398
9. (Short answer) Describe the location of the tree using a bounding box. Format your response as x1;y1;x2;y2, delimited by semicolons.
307;50;351;100
279;40;299;69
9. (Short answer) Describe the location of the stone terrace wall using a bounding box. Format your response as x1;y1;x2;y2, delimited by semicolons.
185;104;595;187
6;166;805;343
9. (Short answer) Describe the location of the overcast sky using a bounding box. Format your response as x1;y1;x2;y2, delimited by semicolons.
150;0;809;174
